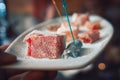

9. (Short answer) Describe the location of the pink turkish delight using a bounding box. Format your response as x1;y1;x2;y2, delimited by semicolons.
79;30;100;43
24;30;66;59
84;21;101;30
71;13;89;26
57;22;79;42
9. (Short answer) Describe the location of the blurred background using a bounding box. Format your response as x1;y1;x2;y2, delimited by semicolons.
0;0;120;80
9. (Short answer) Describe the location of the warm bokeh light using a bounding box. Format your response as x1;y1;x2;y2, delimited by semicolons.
98;62;106;70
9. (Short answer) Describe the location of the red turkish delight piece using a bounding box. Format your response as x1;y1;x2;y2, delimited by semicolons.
85;21;101;30
57;22;79;42
24;30;66;59
79;30;100;43
71;13;89;26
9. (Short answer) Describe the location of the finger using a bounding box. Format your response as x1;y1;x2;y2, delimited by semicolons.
0;44;9;52
9;70;57;80
9;72;28;80
23;71;57;80
23;71;48;80
5;69;27;78
9;71;47;80
0;53;16;66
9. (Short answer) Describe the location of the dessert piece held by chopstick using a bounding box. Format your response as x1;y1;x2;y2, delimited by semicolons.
57;22;79;42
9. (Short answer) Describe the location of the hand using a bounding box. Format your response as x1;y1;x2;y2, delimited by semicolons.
0;44;57;80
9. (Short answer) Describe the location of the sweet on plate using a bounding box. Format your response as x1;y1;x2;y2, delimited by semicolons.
24;30;66;59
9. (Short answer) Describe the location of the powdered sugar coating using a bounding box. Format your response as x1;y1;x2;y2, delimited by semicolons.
24;30;66;59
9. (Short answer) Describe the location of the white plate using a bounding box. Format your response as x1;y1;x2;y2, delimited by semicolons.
2;15;113;70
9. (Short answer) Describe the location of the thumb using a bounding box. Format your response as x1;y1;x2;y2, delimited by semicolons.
0;44;16;66
0;53;16;66
0;44;9;52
